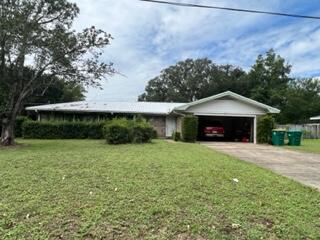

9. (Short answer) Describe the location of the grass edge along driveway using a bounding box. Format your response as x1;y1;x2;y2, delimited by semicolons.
285;139;320;154
0;139;319;239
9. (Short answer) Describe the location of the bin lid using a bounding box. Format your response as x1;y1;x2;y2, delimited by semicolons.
272;129;286;132
287;130;302;133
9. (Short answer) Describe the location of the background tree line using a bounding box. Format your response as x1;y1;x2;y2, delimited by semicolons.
139;49;320;124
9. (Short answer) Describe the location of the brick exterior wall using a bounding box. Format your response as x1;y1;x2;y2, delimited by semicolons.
149;116;166;138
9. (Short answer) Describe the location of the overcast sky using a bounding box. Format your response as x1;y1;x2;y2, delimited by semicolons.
73;0;320;102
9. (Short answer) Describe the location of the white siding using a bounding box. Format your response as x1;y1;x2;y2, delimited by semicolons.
185;99;266;116
166;116;177;137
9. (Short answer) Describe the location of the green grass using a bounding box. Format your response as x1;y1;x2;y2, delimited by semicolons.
285;139;320;154
0;140;320;239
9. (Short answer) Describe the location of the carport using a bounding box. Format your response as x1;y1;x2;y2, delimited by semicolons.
174;91;280;144
197;115;254;142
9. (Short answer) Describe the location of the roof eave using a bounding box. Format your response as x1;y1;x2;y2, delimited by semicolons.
26;107;171;116
173;91;281;114
310;116;320;120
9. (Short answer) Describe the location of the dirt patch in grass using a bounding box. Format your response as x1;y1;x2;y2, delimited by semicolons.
0;142;28;150
248;216;274;229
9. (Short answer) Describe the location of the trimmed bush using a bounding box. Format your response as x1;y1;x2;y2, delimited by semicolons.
104;118;154;144
257;114;276;144
104;118;131;144
172;131;181;141
22;120;104;139
181;115;198;142
132;119;154;143
21;117;155;143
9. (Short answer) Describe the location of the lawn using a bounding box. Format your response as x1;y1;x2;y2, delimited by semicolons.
0;140;319;239
285;139;320;154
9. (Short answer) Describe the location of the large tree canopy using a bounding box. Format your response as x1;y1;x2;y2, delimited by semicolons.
138;58;248;102
0;0;114;145
248;49;293;110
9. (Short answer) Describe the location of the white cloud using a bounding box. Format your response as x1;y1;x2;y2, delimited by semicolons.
72;0;320;101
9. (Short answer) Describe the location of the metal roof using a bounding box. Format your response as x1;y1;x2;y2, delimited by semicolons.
310;115;320;120
26;91;281;115
26;101;186;115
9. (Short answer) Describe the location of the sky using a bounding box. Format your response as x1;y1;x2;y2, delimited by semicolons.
73;0;320;102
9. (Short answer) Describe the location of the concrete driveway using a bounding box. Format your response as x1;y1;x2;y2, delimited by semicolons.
201;142;320;190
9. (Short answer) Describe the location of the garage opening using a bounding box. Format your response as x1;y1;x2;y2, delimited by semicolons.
197;116;254;142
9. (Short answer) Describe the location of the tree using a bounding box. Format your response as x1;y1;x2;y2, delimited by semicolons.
248;49;292;109
26;76;86;105
279;78;320;123
0;0;114;146
138;58;248;102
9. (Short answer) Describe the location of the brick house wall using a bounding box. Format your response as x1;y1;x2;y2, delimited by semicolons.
149;116;166;138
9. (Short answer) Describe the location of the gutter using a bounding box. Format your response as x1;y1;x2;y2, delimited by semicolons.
172;110;186;116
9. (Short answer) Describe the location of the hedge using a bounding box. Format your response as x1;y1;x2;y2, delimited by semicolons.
257;114;276;144
22;120;104;139
104;118;155;144
181;115;198;142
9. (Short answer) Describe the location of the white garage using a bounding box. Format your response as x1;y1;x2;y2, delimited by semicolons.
174;91;280;144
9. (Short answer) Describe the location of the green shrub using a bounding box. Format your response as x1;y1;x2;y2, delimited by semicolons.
257;114;276;143
181;115;198;142
104;118;154;144
22;120;104;139
104;118;131;144
131;119;154;143
151;129;158;139
87;122;105;139
172;131;181;141
15;116;29;137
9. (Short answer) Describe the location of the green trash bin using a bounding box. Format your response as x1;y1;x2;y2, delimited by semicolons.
287;131;302;146
272;130;286;146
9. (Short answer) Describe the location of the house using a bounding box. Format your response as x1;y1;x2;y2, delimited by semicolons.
26;91;280;143
310;115;320;121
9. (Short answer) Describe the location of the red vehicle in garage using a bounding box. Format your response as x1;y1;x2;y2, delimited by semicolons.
203;121;225;138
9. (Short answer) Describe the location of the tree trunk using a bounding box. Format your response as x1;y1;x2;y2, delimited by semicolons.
1;117;15;146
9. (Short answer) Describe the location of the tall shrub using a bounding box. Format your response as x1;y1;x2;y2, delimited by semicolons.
104;118;154;144
131;119;154;143
257;114;276;143
181;115;198;142
104;118;131;144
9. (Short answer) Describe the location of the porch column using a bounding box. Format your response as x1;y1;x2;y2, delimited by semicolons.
253;116;257;144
